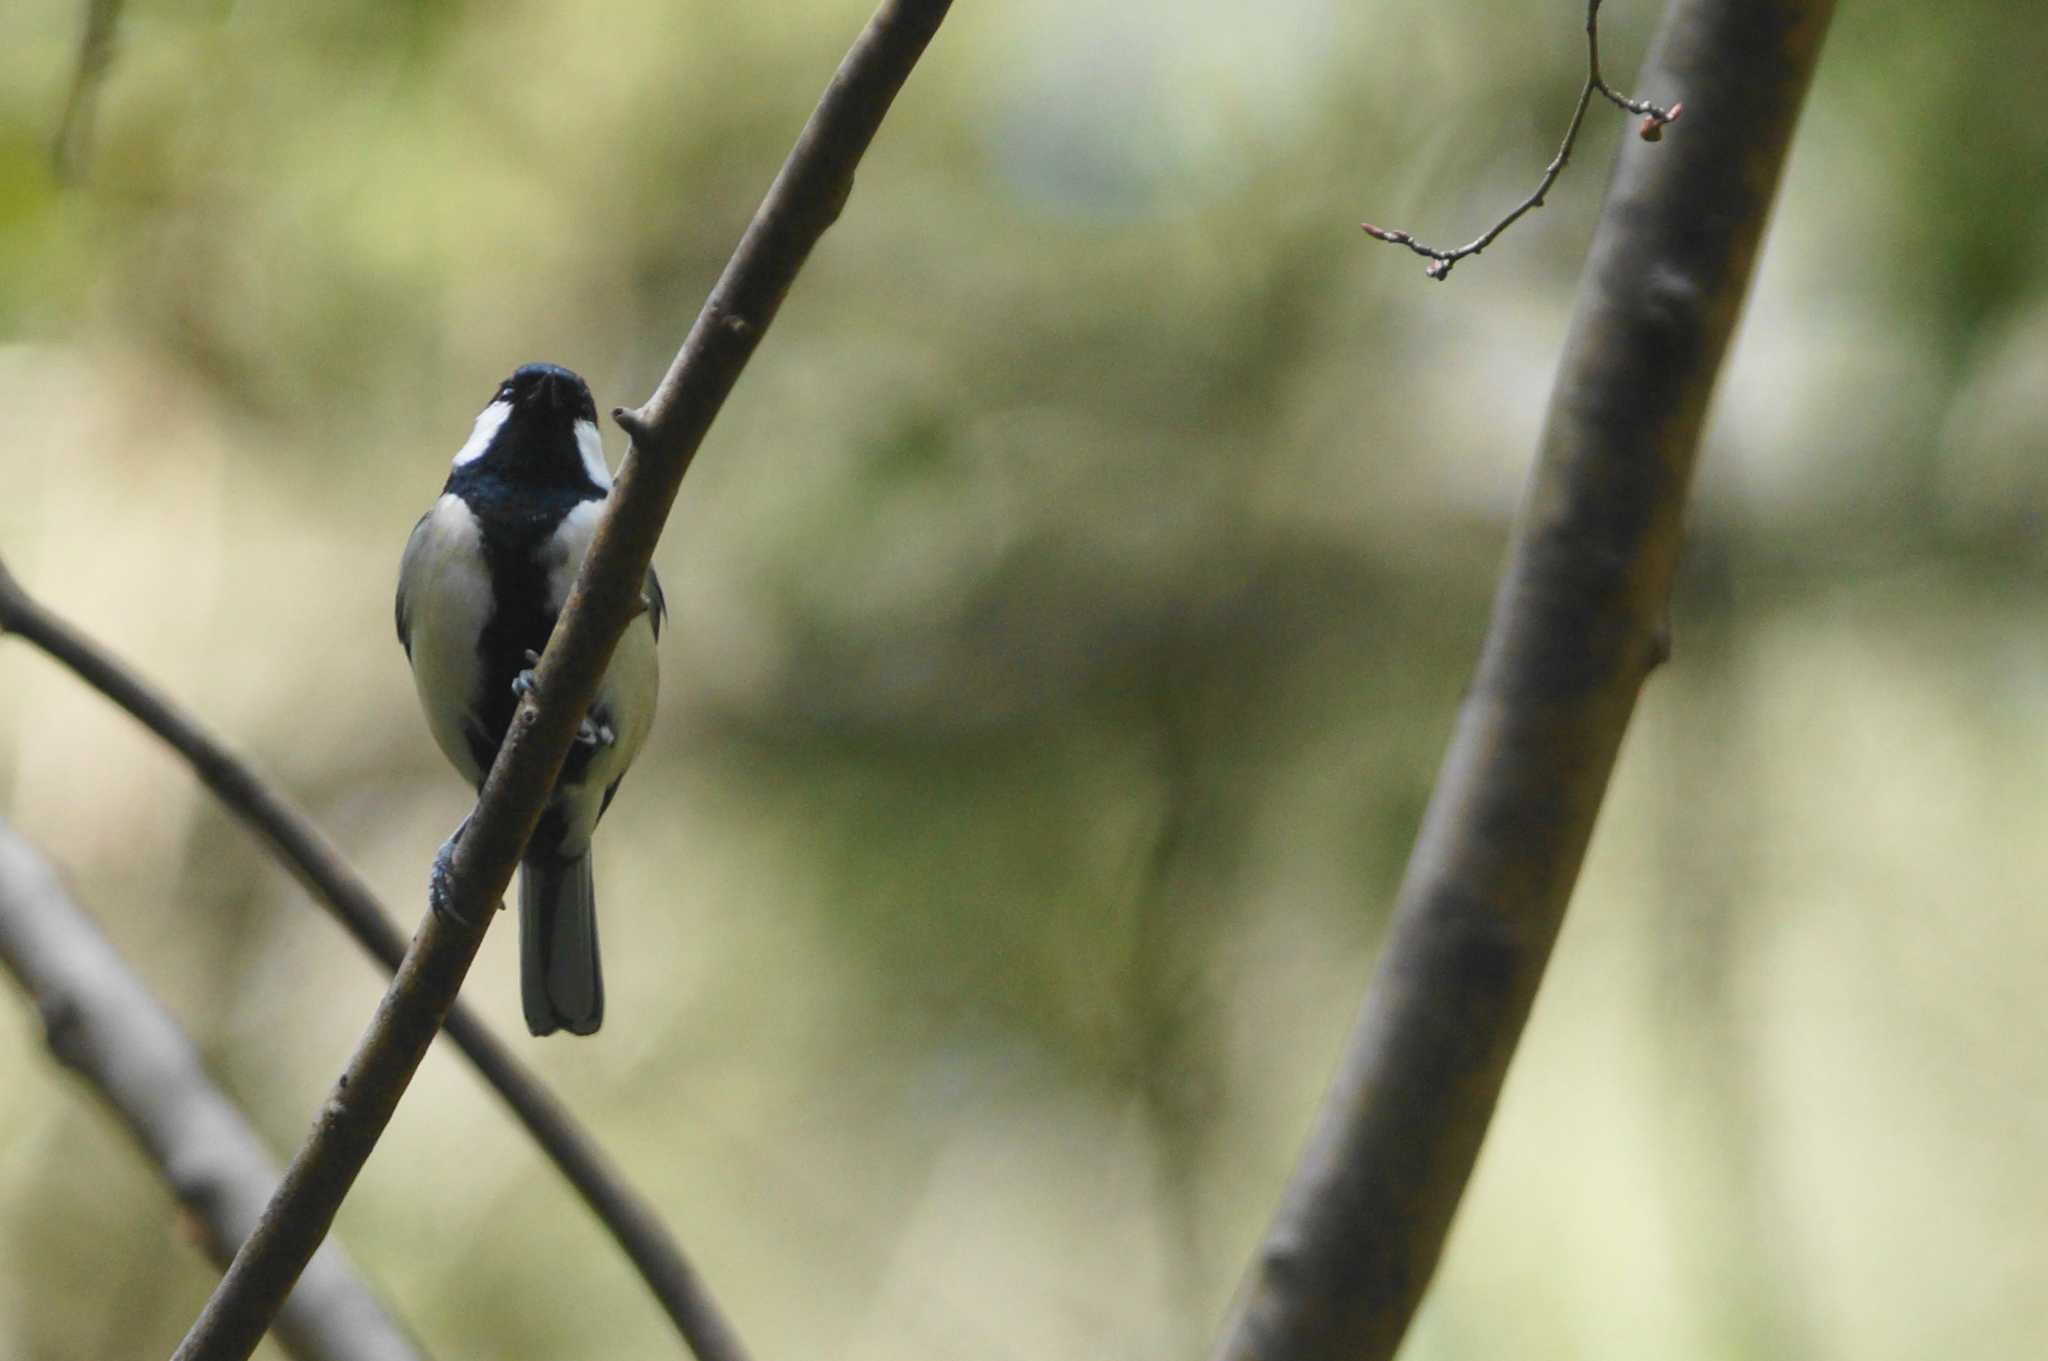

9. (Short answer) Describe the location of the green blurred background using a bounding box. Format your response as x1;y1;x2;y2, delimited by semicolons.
3;1;2045;1357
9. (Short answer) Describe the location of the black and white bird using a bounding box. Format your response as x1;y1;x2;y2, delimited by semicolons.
395;363;662;1036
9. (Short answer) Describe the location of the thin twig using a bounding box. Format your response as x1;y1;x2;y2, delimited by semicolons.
0;820;422;1361
1215;1;1835;1358
166;2;954;1357
51;0;124;183
0;557;749;1361
1361;0;1683;280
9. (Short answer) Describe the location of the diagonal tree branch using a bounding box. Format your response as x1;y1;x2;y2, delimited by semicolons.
1212;2;1835;1358
0;558;748;1361
0;819;422;1361
169;1;955;1357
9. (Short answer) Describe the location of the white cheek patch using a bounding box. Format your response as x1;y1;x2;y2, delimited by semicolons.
451;400;512;468
574;418;613;488
544;499;606;612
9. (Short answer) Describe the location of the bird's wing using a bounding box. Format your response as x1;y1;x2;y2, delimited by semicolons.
395;508;434;658
644;564;668;641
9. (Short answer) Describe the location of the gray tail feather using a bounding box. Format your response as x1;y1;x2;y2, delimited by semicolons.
519;851;603;1036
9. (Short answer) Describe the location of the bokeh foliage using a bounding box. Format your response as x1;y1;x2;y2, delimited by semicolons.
3;1;2046;1358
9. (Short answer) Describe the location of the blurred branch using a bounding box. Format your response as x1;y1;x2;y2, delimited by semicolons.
1362;0;1683;280
0;819;421;1361
0;556;749;1361
1214;2;1834;1358
51;0;124;183
167;1;955;1357
1127;666;1221;1356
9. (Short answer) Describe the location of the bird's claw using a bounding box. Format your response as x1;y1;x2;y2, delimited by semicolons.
428;815;493;928
510;649;543;700
511;649;613;750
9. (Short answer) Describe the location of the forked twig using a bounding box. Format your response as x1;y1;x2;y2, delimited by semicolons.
1362;0;1683;280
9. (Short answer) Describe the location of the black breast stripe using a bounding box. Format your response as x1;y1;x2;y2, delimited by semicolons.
444;462;604;783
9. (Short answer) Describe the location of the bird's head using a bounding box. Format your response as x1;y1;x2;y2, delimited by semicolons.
498;363;599;424
451;363;610;489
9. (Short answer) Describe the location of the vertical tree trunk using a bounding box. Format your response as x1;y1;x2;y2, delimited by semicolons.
1211;3;1837;1358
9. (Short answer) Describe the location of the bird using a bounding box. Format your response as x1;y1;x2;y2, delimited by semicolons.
395;363;662;1036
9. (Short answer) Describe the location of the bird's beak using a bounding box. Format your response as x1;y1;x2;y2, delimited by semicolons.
537;370;568;412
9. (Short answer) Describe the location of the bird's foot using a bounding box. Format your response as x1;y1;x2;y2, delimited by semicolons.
428;814;492;928
512;648;613;751
510;649;543;700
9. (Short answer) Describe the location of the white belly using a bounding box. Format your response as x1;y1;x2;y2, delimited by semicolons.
404;495;496;785
401;492;659;848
